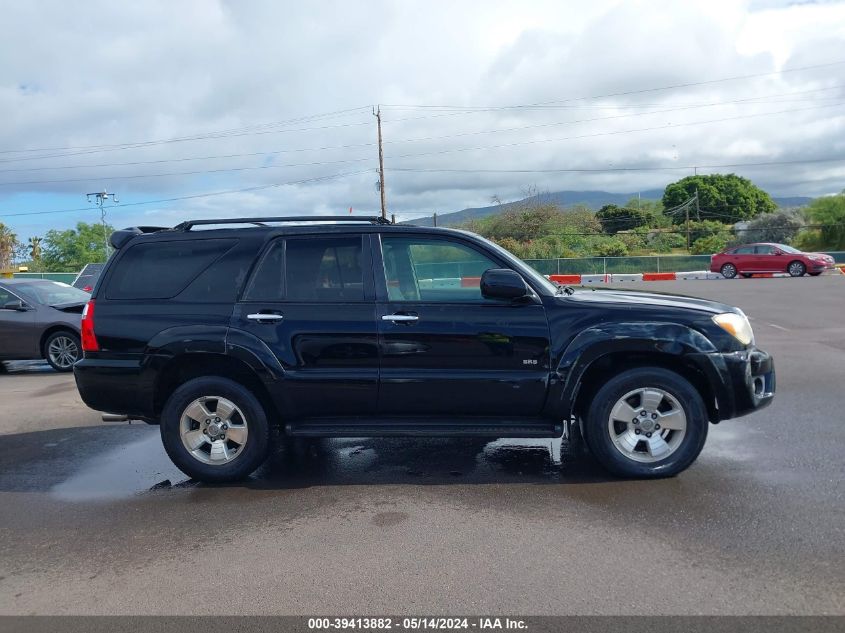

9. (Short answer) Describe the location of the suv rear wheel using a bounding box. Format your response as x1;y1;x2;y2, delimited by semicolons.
583;367;708;478
44;330;81;372
160;377;271;483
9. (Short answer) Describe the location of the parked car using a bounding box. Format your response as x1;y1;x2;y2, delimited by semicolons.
0;279;88;371
72;263;105;293
710;243;836;278
74;217;775;482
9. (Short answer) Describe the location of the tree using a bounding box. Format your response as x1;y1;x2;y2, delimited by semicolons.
0;223;19;271
42;222;114;272
691;234;730;254
797;193;845;250
734;211;803;245
28;236;43;261
662;174;776;224
595;204;652;234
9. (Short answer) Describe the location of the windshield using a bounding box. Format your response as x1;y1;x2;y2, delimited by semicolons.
777;244;802;254
13;281;90;306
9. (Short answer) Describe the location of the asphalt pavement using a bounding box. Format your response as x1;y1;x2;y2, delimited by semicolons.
0;276;843;616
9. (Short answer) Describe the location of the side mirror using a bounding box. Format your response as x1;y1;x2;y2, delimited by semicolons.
481;269;530;300
2;299;26;311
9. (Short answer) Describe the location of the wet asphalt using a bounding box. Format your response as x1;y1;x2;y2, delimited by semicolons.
0;276;843;616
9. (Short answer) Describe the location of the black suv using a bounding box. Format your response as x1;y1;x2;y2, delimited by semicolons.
74;216;775;482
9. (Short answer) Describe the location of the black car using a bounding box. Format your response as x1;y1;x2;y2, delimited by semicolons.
74;216;775;482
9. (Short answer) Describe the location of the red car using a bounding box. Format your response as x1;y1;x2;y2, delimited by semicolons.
710;243;836;278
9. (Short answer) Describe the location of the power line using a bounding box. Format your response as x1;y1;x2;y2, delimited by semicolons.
5;86;837;177
381;60;845;111
384;102;845;161
389;156;845;175
0;169;371;219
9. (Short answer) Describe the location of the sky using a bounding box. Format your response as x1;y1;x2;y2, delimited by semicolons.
1;0;844;238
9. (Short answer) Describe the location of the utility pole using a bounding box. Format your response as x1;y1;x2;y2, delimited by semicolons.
686;202;691;253
433;212;437;227
87;190;118;261
374;106;387;220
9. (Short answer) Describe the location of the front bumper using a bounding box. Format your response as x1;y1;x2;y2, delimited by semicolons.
718;347;776;419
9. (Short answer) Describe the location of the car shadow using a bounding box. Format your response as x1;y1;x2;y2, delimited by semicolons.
0;424;614;501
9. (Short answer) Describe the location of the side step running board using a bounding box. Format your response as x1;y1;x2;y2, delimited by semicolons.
286;418;561;438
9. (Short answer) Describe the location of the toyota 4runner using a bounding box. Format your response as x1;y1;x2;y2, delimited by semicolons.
74;216;775;482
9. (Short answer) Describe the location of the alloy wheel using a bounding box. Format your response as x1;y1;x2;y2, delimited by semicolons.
607;387;688;463
47;335;79;370
179;396;249;465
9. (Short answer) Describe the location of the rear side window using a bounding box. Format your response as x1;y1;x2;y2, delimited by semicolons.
734;246;755;254
106;239;236;300
244;236;364;302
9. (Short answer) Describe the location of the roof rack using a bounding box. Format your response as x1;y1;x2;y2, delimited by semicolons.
174;216;392;231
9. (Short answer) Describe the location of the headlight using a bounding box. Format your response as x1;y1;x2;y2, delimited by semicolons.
713;312;754;345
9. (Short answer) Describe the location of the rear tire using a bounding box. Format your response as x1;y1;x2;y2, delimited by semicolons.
788;261;806;277
583;367;708;478
44;330;81;372
720;263;737;279
160;377;271;483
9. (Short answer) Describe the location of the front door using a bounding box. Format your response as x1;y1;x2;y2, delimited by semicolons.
754;244;781;272
373;233;551;417
231;234;378;419
0;286;37;359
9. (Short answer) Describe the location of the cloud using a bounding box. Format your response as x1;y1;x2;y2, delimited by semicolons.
1;0;844;234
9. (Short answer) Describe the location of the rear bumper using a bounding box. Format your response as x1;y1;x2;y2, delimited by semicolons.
74;357;155;421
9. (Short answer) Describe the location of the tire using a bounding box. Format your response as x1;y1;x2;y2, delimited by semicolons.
43;330;81;372
160;376;271;483
720;263;737;279
787;260;806;277
583;367;708;478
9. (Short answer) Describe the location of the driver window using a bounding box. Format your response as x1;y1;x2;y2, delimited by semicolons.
381;237;500;303
755;245;775;255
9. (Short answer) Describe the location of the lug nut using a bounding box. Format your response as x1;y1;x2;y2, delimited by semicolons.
635;429;641;435
651;413;658;419
222;423;228;430
655;424;661;430
205;419;210;424
640;411;647;416
646;432;652;438
632;418;639;424
215;417;220;422
202;429;208;434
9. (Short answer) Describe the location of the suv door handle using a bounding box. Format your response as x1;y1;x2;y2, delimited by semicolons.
247;313;284;322
382;314;419;323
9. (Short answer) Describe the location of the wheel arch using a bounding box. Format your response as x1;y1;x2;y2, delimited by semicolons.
153;353;282;426
39;325;80;358
555;323;723;423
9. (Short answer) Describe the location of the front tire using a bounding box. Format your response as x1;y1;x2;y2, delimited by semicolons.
720;263;737;279
788;261;806;277
583;367;708;478
44;330;80;372
160;377;271;483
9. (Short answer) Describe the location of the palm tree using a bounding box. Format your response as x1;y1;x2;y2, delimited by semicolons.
0;223;18;272
28;236;43;262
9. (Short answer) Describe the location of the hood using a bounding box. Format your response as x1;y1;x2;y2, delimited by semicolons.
560;287;736;315
50;300;86;313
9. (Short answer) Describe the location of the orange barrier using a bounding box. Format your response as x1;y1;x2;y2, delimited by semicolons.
642;272;677;281
461;276;481;287
549;274;582;284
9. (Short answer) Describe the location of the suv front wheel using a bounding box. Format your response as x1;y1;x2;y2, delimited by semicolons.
160;377;271;483
583;367;708;478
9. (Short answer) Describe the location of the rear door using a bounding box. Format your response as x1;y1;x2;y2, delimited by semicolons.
373;233;551;417
231;233;379;419
733;245;757;272
0;285;37;359
754;244;781;272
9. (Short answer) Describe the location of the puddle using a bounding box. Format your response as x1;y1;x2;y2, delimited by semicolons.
51;431;189;502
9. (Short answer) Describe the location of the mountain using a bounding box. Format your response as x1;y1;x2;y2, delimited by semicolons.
407;189;813;227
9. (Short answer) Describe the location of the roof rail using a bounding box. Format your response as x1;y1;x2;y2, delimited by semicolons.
174;216;392;231
109;226;169;250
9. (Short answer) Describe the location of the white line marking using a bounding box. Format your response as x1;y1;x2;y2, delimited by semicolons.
767;323;790;331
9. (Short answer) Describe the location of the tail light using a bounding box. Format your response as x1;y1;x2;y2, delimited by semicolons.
80;300;99;352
